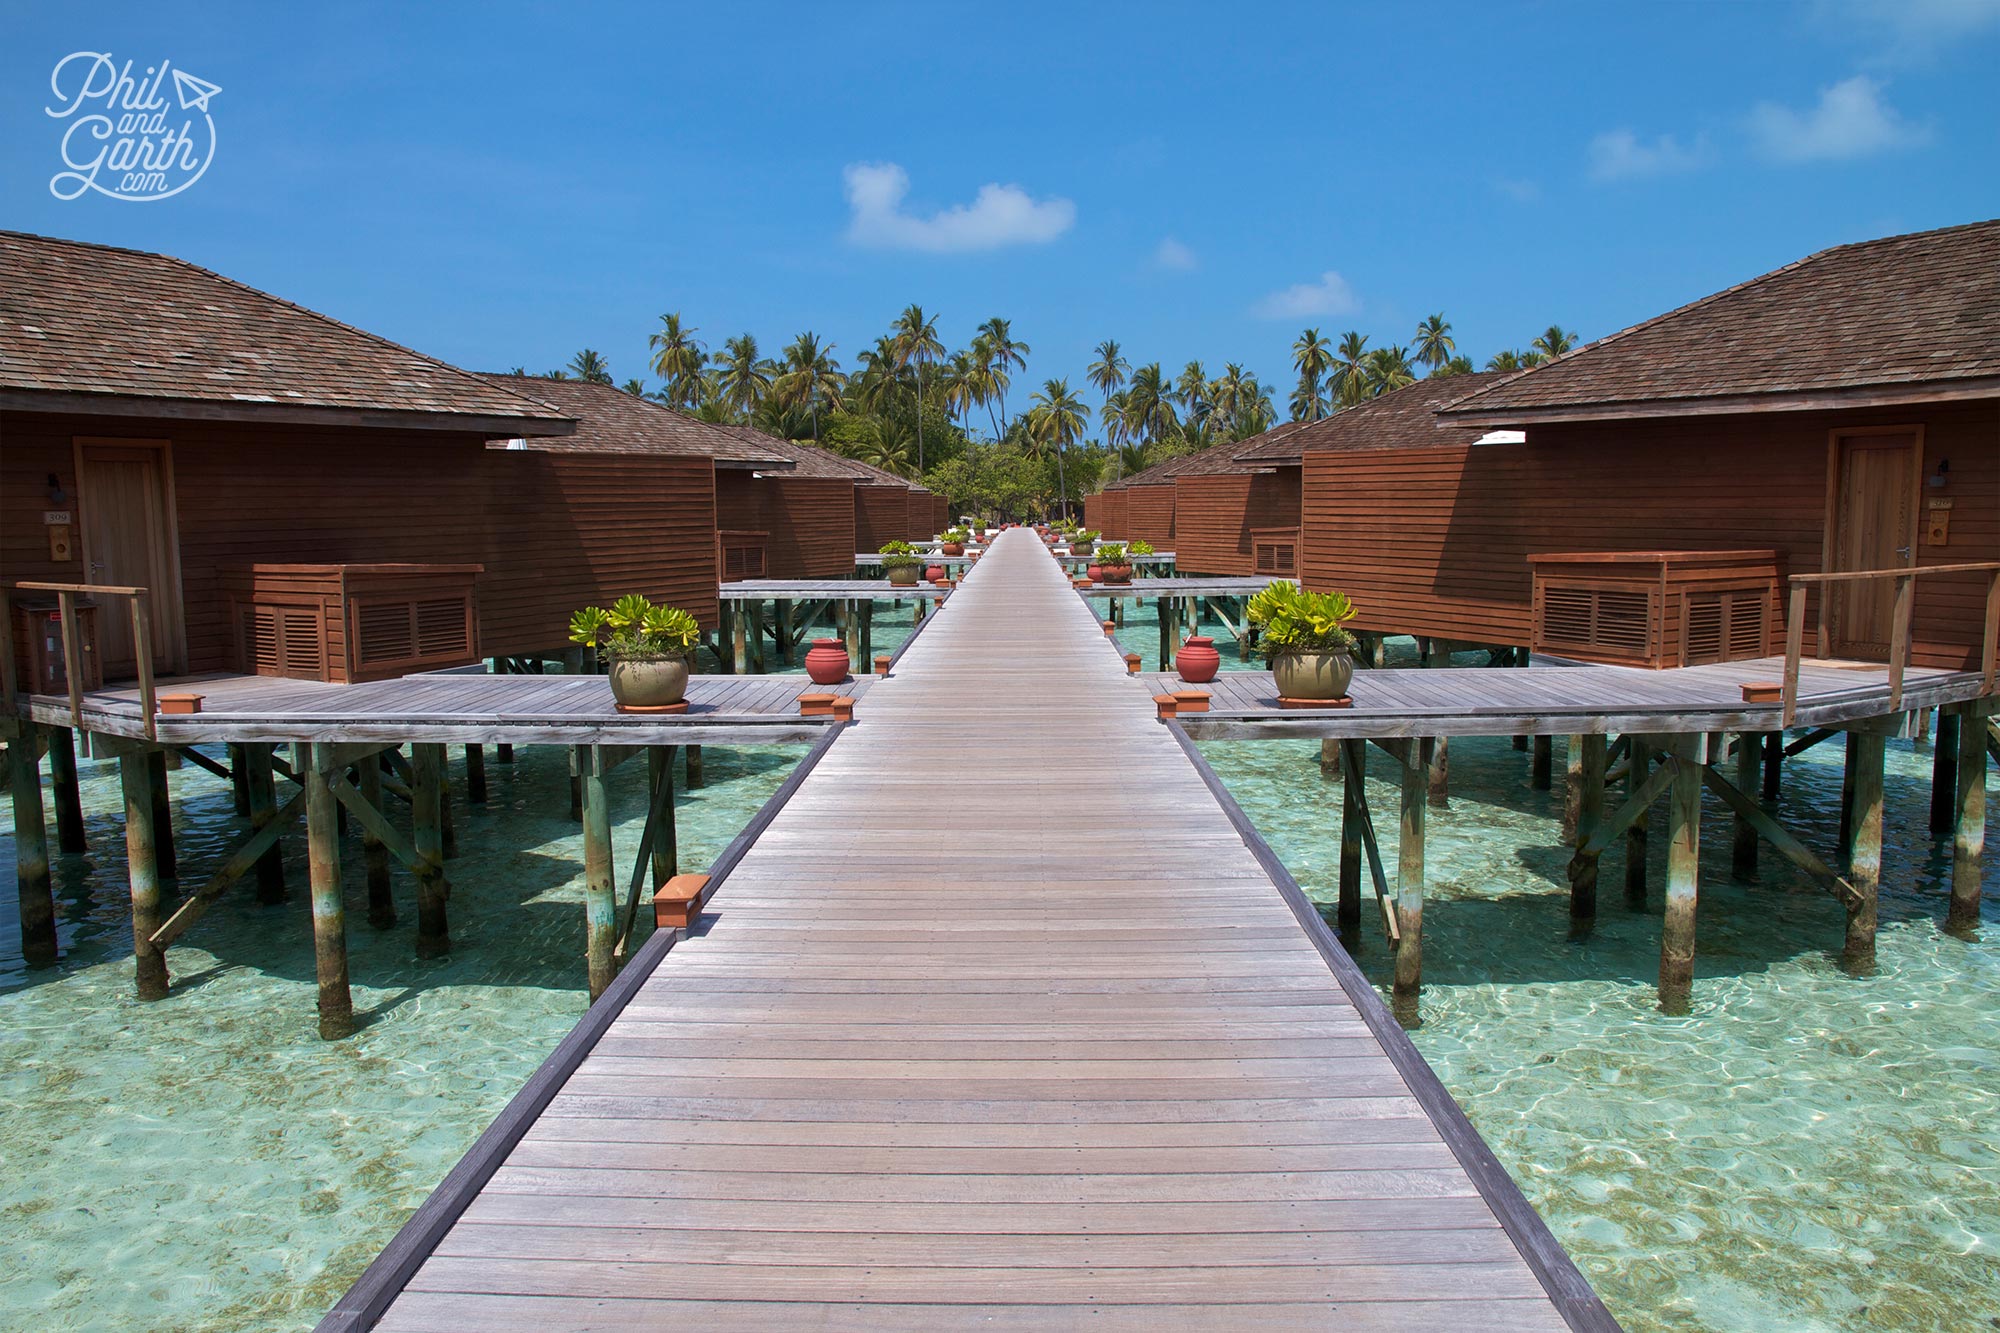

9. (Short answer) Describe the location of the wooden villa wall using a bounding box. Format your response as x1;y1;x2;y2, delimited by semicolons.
1299;401;1997;668
905;488;937;541
933;494;951;533
0;411;725;675
853;484;909;552
768;476;856;578
1173;470;1301;575
1085;490;1127;540
1123;484;1176;549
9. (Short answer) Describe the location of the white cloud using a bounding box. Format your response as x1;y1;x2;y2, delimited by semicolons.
1815;0;2000;64
1587;129;1711;181
1746;76;1928;162
1251;271;1359;320
1153;237;1197;271
842;162;1075;253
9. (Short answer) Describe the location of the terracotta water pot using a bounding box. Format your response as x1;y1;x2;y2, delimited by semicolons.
942;542;964;556
886;564;919;586
1176;636;1221;683
1097;562;1133;585
609;653;690;708
925;564;947;582
804;637;851;685
1272;649;1354;700
1087;563;1103;582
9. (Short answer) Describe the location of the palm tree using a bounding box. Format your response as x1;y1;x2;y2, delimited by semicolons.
1413;314;1455;373
1290;328;1335;422
773;332;844;441
940;348;983;430
567;349;612;384
1486;349;1524;372
1331;331;1370;407
1531;325;1579;361
976;317;1029;429
712;334;774;422
1099;388;1130;449
1431;354;1475;379
620;378;648;397
1363;345;1416;397
1174;361;1210;436
1087;338;1128;400
1124;363;1179;444
891;304;945;470
1116;441;1149;478
852;335;904;416
647;313;707;409
1028;377;1090;519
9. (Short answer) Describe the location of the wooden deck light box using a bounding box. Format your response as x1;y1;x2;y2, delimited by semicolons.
223;563;482;683
1530;550;1779;669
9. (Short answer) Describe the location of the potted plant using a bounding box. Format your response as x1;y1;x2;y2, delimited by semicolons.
941;526;969;557
1094;543;1133;585
880;540;921;586
1128;540;1154;557
569;593;701;711
1246;580;1359;701
1070;529;1098;557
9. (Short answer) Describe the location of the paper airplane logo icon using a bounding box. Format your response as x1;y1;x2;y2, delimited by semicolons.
172;68;221;112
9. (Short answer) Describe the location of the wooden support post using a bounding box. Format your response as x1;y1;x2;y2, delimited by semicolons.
860;601;873;663
568;745;583;821
579;745;617;1001
245;743;287;902
357;756;395;928
120;751;168;999
1659;739;1702;1015
1319;737;1340;780
1561;734;1585;842
1931;711;1960;837
1625;737;1652;909
1567;734;1607;933
1948;705;1988;935
147;748;176;881
1733;733;1761;879
298;743;355;1039
9;723;57;965
685;744;704;789
1845;731;1885;974
775;598;794;665
648;745;678;888
411;743;450;958
1762;730;1783;799
226;742;250;817
1393;739;1428;1026
1338;741;1363;947
1425;645;1450;807
1530;734;1552;789
1157;597;1173;671
464;744;488;804
844;599;862;664
439;765;457;859
46;726;85;855
1838;732;1858;863
496;743;514;764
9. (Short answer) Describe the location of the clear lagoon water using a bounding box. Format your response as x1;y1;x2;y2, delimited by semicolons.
1;616;1994;1330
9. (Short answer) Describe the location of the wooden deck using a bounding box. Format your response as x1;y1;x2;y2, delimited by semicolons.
1078;575;1271;598
329;528;1610;1331
17;671;868;746
721;578;950;601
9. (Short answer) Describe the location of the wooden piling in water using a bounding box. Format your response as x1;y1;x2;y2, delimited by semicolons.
245;743;287;902
1845;730;1885;974
1337;741;1363;945
358;756;396;928
1838;731;1858;863
496;743;515;764
1931;711;1960;837
119;750;168;1000
579;745;617;1000
1530;734;1552;790
648;745;678;888
147;748;176;881
412;743;450;958
464;744;488;804
227;742;251;817
685;744;704;789
1562;734;1584;842
1948;704;1988;934
1659;736;1702;1015
298;743;355;1039
1425;647;1450;808
1568;734;1607;932
49;726;86;854
9;722;58;965
1394;739;1427;1025
1733;732;1761;879
1762;730;1782;799
1625;737;1652;909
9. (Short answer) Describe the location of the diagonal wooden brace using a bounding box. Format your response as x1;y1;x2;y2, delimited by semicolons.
150;787;307;948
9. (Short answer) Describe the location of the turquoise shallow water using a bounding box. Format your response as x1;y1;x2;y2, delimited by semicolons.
0;738;803;1330
1201;722;2000;1332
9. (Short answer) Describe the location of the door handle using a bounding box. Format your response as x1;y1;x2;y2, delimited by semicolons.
1895;546;1912;560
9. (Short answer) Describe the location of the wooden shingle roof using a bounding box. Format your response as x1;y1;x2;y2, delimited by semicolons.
1444;218;2000;423
475;376;793;466
1237;372;1505;462
0;231;572;434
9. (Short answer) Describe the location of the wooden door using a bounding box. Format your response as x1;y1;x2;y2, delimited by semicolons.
78;441;183;678
1826;430;1919;659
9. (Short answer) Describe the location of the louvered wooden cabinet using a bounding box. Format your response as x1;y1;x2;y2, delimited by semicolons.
1251;528;1299;577
1529;551;1779;669
717;531;768;580
224;564;482;683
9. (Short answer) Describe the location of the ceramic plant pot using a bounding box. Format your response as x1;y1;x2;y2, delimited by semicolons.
804;637;851;685
925;564;947;582
609;654;690;708
886;564;919;586
1087;563;1103;582
1070;541;1093;557
1272;649;1354;701
1097;563;1133;585
1176;636;1221;683
942;542;964;556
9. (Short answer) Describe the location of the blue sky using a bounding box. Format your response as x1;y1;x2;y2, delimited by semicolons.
4;1;1996;424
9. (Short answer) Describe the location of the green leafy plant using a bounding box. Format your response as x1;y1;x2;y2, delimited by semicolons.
1246;580;1358;658
1093;543;1128;564
878;539;921;571
1128;540;1154;556
569;594;700;659
943;526;970;543
1074;529;1100;544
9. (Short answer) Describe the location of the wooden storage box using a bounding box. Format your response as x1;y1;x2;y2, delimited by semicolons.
223;563;482;683
1530;550;1780;669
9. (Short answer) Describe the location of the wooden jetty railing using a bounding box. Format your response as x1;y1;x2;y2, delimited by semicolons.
2;581;160;744
1781;561;2000;725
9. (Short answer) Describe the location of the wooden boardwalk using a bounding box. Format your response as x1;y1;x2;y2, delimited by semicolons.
329;529;1610;1331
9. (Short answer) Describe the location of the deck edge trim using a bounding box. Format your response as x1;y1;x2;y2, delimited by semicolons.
1163;720;1624;1333
316;720;853;1332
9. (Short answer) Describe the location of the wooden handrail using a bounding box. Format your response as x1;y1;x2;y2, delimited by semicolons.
1;580;158;743
1781;562;2000;726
